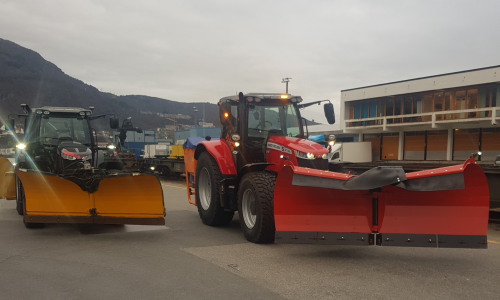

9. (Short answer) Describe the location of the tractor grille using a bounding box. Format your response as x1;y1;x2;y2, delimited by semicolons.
296;158;328;170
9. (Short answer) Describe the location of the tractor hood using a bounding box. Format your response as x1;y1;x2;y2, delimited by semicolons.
267;136;328;155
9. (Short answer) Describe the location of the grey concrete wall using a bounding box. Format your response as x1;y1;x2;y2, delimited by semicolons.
404;151;424;160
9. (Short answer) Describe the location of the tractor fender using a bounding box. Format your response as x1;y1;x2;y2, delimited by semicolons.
194;139;237;175
235;163;272;186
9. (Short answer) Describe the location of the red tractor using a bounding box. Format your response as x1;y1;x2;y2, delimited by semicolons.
184;92;489;248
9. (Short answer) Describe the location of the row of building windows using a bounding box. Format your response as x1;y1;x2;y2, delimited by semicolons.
348;84;499;127
363;127;500;161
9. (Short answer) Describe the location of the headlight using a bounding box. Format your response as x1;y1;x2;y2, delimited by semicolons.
234;142;240;147
16;143;26;150
150;166;155;170
294;150;315;160
322;154;328;159
329;141;335;146
107;145;116;149
232;134;240;141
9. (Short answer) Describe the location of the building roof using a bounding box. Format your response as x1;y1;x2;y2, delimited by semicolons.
341;65;500;92
341;65;500;102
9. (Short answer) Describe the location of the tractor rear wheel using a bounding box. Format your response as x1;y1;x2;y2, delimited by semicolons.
195;152;234;226
238;171;276;243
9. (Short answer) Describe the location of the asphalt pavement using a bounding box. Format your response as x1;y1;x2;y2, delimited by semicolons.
1;177;500;300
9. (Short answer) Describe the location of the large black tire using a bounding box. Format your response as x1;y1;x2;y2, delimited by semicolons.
237;171;276;243
19;183;45;229
195;152;234;226
15;177;24;216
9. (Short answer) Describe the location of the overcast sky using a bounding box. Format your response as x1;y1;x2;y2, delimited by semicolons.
1;0;499;122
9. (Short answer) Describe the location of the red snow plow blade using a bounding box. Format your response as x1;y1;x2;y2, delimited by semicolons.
273;158;489;248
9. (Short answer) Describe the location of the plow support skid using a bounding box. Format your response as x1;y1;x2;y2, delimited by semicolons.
0;157;15;199
273;159;489;248
16;170;165;225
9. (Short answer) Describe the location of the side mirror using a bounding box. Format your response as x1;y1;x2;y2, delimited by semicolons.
110;117;119;129
9;118;15;130
324;103;335;125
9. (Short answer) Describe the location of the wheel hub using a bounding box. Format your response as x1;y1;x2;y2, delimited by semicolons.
199;168;211;210
242;189;257;229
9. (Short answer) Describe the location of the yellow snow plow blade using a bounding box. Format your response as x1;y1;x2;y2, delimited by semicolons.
93;175;165;225
16;171;90;217
16;170;165;225
0;157;15;199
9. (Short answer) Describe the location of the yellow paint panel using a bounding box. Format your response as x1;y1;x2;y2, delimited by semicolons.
170;145;184;158
93;175;164;217
16;171;91;215
0;157;14;199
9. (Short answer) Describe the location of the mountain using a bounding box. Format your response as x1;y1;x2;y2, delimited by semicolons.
0;38;219;131
0;38;319;132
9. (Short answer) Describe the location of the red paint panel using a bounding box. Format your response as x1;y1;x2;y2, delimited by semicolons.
378;162;489;236
267;136;329;154
273;166;373;233
197;140;237;175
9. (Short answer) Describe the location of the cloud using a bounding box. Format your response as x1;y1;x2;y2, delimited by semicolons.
1;0;499;122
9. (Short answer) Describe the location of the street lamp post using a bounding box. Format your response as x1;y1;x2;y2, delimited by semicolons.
282;78;292;93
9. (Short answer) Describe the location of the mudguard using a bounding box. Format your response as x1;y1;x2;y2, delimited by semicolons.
194;139;236;175
16;169;165;225
0;157;15;199
274;158;489;248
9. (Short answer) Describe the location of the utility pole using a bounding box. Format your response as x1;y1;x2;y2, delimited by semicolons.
193;107;198;127
282;78;292;93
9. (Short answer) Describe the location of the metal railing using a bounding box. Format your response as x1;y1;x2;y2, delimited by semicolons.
345;107;500;131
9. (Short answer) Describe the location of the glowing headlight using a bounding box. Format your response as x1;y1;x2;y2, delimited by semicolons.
234;142;240;147
150;166;155;170
16;143;26;150
329;141;335;146
107;145;116;149
322;154;328;159
294;150;315;160
478;151;482;155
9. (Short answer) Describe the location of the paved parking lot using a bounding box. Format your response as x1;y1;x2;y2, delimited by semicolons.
1;177;500;300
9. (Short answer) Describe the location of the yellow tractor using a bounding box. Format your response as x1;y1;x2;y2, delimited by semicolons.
4;105;165;229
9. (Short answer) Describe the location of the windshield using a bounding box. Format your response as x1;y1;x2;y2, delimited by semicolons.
39;115;91;145
247;103;302;139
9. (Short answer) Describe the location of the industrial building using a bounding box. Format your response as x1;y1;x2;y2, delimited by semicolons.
339;65;500;162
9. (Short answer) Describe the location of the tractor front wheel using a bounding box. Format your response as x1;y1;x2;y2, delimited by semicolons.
15;177;24;216
19;184;44;229
238;171;276;243
195;152;234;226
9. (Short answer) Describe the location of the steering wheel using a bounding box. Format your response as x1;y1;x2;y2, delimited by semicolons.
256;121;273;129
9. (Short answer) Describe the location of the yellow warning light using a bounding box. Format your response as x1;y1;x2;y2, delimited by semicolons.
281;95;288;99
224;112;229;118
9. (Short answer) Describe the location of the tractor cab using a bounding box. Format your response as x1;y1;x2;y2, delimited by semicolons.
219;92;335;170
